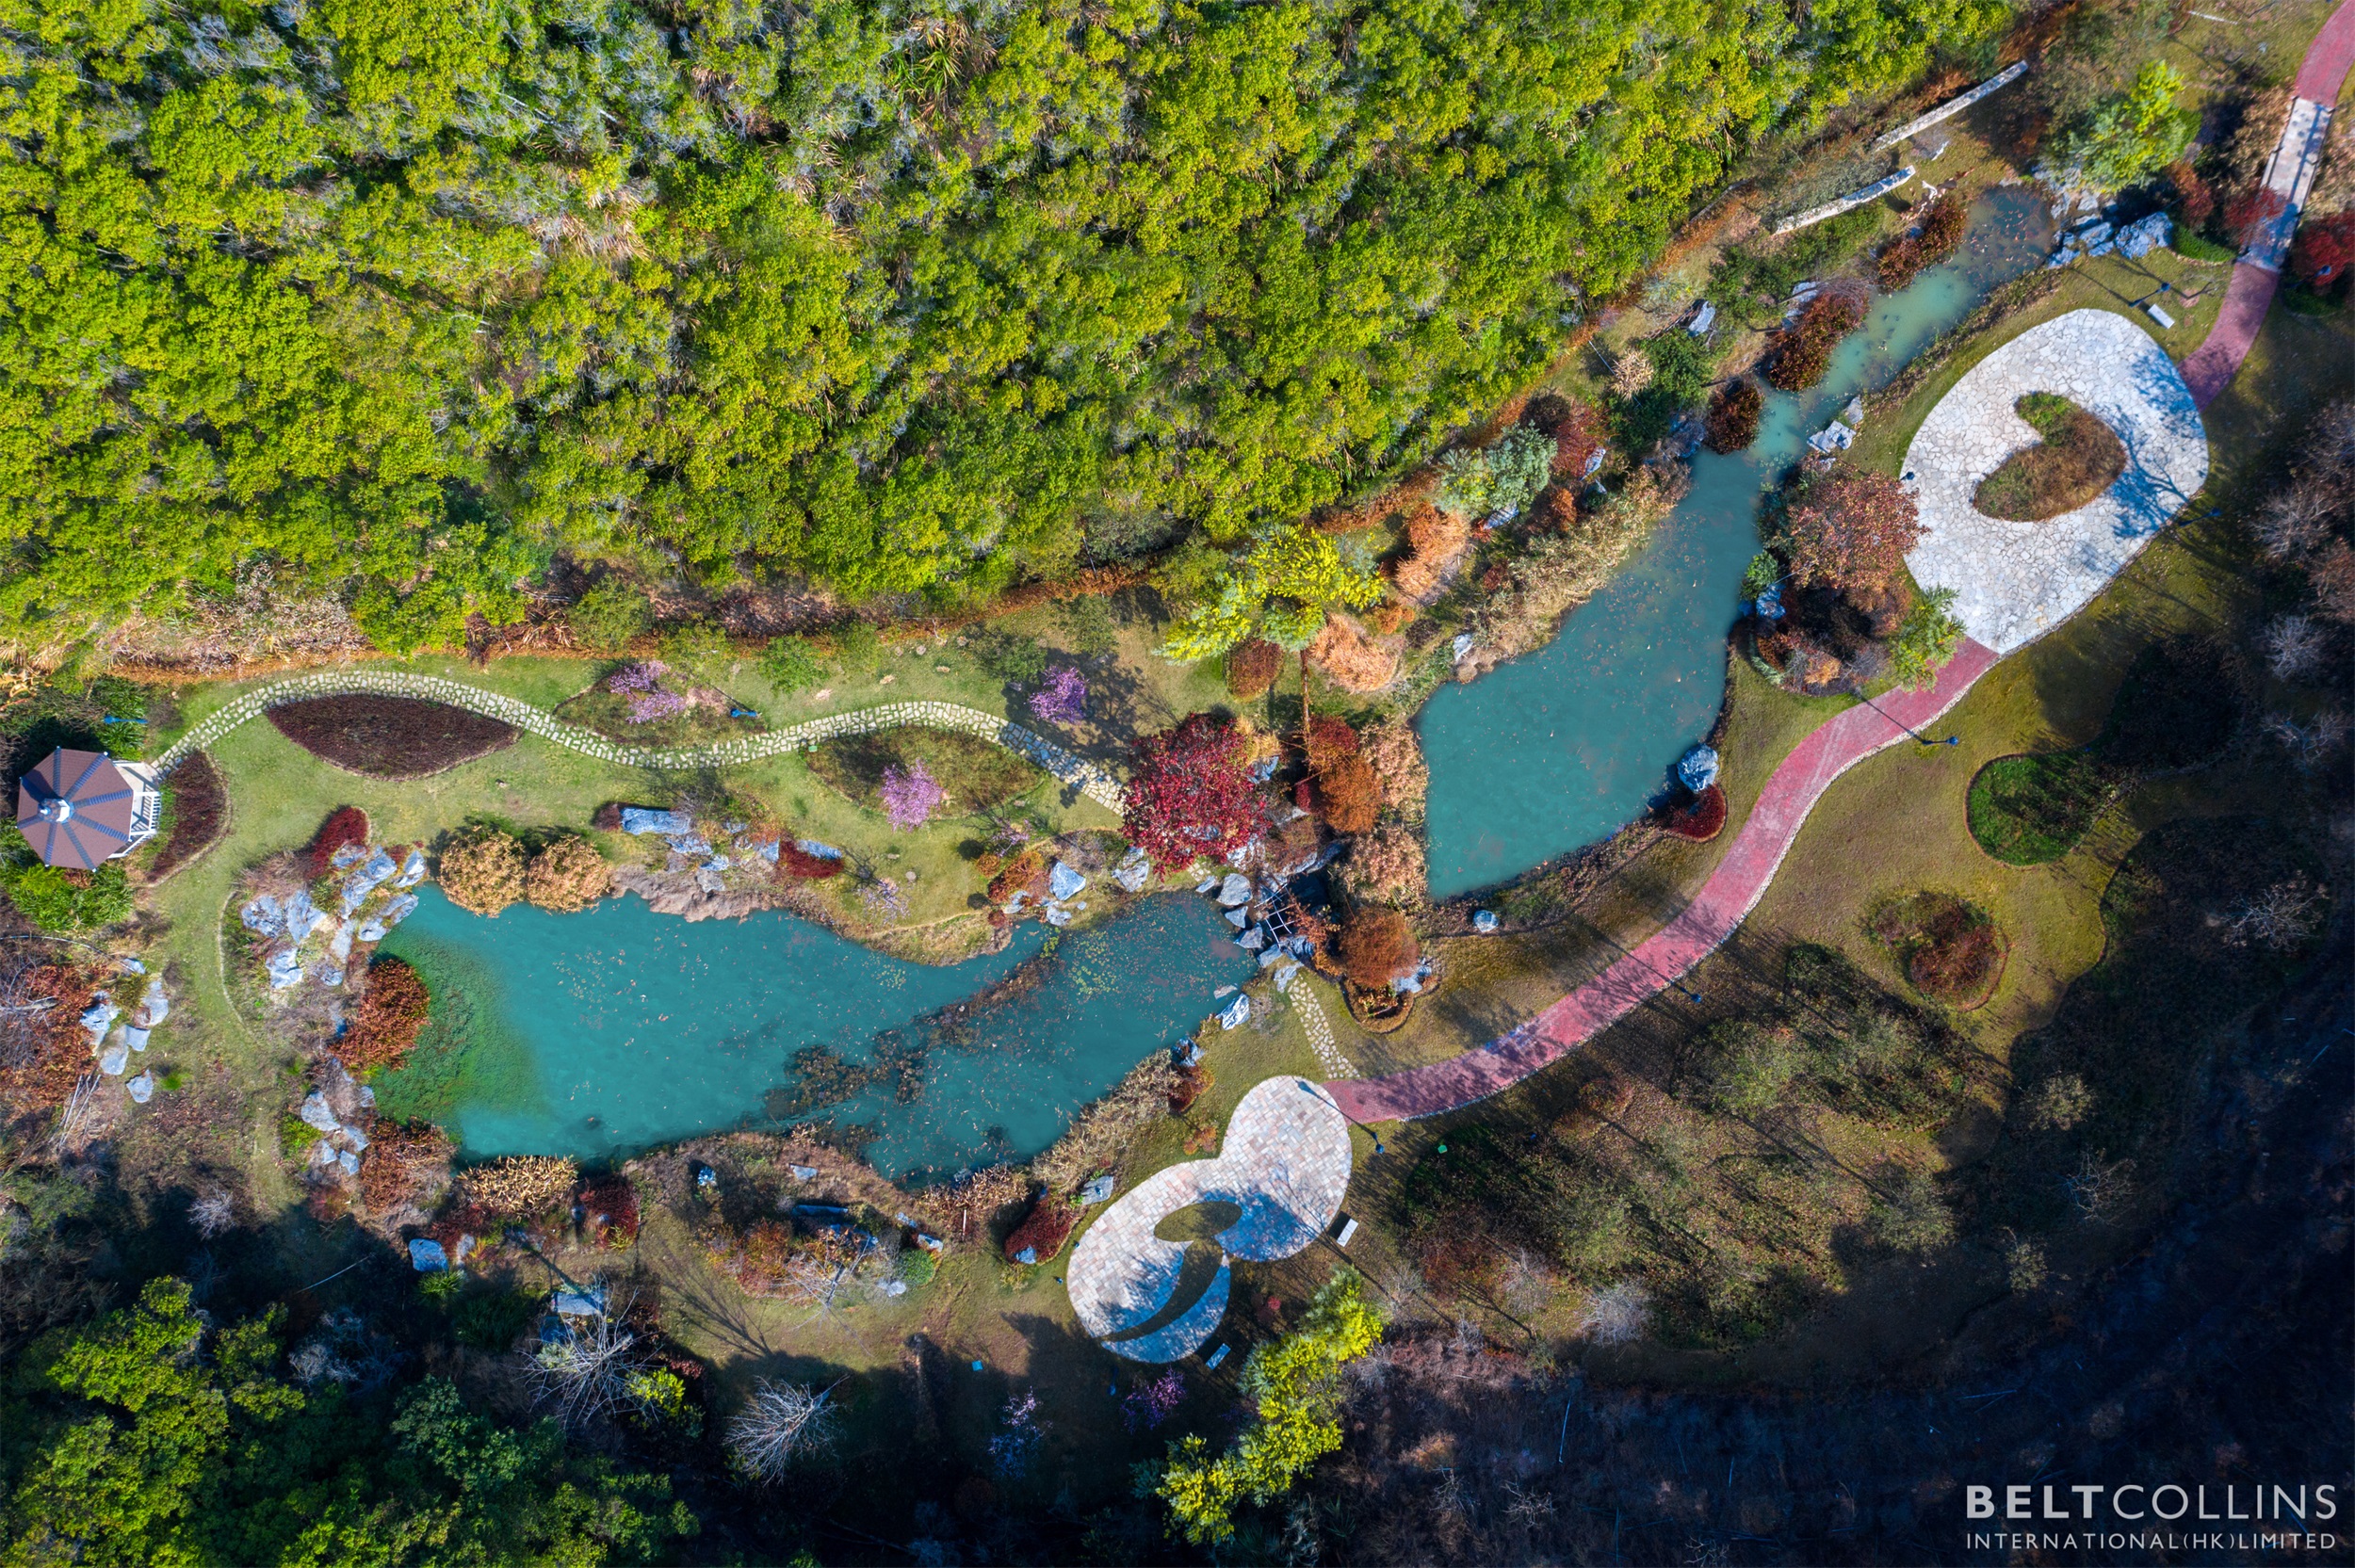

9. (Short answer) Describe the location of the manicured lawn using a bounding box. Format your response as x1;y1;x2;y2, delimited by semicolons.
1966;750;2112;865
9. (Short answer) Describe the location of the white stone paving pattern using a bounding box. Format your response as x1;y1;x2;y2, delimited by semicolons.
1066;1075;1353;1363
1902;309;2208;654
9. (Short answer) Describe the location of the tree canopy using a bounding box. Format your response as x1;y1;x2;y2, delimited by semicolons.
0;1278;695;1565
3;0;2005;652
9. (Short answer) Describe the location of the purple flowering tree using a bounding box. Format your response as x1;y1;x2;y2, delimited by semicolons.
1029;666;1087;725
879;762;945;830
608;661;691;723
1121;1369;1186;1432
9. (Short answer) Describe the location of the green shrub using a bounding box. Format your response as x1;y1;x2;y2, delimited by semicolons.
829;621;882;675
759;635;827;693
1695;1020;1807;1117
569;581;652;653
453;1287;543;1349
2173;229;2233;263
974;626;1048;683
418;1270;464;1302
1057;596;1120;655
1641;329;1716;408
1865;1167;1954;1253
281;1115;321;1159
899;1250;937;1288
658;620;732;676
1;860;132;932
1884;586;1963;690
625;1367;704;1439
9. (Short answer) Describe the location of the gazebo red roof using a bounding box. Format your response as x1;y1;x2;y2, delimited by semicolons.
16;748;140;871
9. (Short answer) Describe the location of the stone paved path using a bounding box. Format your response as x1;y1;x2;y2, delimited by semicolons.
1067;1075;1352;1362
1325;637;2000;1123
2181;0;2355;408
1902;310;2208;654
151;668;1124;810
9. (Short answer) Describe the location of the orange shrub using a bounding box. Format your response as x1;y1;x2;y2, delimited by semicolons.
339;957;430;1072
1339;908;1419;989
1226;639;1283;699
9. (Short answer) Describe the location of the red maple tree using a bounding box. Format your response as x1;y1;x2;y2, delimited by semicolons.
1782;471;1922;591
1121;714;1267;872
2290;211;2355;286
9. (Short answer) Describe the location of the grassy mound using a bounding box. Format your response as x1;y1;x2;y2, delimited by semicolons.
1867;891;2006;1009
807;729;1046;816
1967;752;2110;865
1972;393;2127;521
266;696;516;778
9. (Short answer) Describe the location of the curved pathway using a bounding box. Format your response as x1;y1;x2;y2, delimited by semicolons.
1327;638;1997;1122
151;668;1124;810
1324;2;2355;1124
1067;1075;1353;1362
2181;0;2355;410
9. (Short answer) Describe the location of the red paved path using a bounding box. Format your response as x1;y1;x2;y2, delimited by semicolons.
1324;0;2355;1126
1329;637;2001;1123
2181;0;2355;411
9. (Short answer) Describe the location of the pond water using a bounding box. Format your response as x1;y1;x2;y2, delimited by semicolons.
1420;186;2055;898
373;888;1258;1178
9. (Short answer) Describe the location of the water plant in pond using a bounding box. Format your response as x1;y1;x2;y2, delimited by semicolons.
1704;379;1763;453
1973;393;2127;521
1766;291;1865;392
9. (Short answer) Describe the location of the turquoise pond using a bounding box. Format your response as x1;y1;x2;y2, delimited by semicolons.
1421;186;2055;897
375;189;2058;1163
374;887;1258;1178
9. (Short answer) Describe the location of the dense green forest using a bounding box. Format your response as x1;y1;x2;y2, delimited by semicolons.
1;0;2003;650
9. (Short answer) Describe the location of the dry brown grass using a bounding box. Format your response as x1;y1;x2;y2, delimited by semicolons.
1361;718;1428;819
455;1155;578;1216
1341;821;1429;907
1972;396;2126;522
1306;612;1399;692
1031;1055;1179;1195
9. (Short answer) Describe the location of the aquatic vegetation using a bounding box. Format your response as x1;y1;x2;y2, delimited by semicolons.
341;958;430;1072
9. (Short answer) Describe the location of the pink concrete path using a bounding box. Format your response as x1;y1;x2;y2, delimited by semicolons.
1326;636;2002;1123
2180;0;2355;411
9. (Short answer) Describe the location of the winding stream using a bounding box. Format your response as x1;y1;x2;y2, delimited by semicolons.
1421;186;2054;897
372;189;2056;1168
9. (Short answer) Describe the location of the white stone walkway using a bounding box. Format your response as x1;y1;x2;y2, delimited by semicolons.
1066;1075;1352;1363
1901;309;2209;654
150;668;1124;810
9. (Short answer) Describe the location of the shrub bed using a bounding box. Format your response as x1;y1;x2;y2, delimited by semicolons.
438;827;526;915
149;752;226;880
1874;192;1968;289
524;834;612;912
1660;783;1727;842
1002;1196;1078;1264
267;696;516;778
1966;752;2110;865
1972;394;2127;521
1868;891;2006;1009
304;806;371;880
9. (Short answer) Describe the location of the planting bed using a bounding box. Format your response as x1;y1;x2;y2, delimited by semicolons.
148;751;227;879
1971;393;2127;521
267;695;516;778
807;728;1047;816
1966;751;2111;865
1867;890;2006;1009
